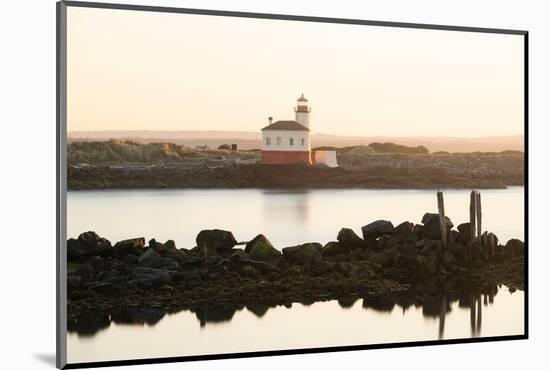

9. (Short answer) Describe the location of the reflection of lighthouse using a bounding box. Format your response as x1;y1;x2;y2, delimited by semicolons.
294;93;311;129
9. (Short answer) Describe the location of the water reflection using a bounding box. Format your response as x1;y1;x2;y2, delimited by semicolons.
67;280;517;340
261;189;310;225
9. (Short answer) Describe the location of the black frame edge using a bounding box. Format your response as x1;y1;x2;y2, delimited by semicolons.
62;0;528;35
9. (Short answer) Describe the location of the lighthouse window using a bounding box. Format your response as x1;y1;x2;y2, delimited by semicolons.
265;137;271;145
276;137;281;145
290;138;294;146
301;138;305;146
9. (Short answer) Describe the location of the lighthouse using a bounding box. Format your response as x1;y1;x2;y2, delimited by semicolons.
294;93;311;129
260;94;338;167
261;94;312;164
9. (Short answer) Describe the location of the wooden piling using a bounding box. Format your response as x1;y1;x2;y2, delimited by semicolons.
488;233;495;259
437;191;447;250
469;190;477;254
475;191;482;242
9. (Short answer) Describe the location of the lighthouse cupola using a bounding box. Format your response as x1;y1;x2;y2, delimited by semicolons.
294;93;311;129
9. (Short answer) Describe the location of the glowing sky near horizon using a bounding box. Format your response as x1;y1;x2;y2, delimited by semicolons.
67;7;524;137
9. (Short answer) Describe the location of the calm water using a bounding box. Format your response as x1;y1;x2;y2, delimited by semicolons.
66;187;525;364
67;285;524;363
67;187;524;249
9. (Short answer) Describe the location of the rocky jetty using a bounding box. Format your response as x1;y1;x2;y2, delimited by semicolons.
66;215;524;325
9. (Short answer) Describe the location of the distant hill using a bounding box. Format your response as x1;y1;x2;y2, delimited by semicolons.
68;130;524;153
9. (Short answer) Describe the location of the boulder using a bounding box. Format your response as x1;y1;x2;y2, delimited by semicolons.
321;241;344;257
505;239;525;256
113;238;145;255
361;220;395;240
138;249;164;268
282;243;322;265
196;229;237;252
395;221;414;236
67;232;112;262
164;240;176;249
247;235;281;263
420;213;453;240
148;238;167;254
337;228;364;249
240;265;261;278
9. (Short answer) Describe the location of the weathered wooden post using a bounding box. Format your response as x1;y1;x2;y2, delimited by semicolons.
437;190;447;250
488;233;495;259
475;191;482;245
481;231;488;260
438;293;447;340
469;190;477;257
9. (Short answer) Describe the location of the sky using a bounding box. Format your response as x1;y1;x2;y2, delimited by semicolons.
67;6;525;137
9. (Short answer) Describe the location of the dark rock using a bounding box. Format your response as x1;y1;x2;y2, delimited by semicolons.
67;275;82;289
173;270;202;282
240;264;261;278
361;220;395;240
375;235;392;250
131;267;172;286
89;256;105;272
395;221;414;235
247;235;281;263
441;251;456;269
337;228;364;249
162;258;179;270
245;259;279;274
282;243;322;265
414;255;437;274
309;259;334;276
229;249;250;262
75;263;93;279
321;241;343;256
138;249;164;268
89;282;119;296
335;262;359;277
420;213;453;240
505;239;524;256
164;240;176;249
124;254;139;265
196;229;237;252
113;238;145;255
67;232;112;262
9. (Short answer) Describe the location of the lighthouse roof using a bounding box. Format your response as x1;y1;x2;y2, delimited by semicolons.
297;94;308;102
261;120;309;131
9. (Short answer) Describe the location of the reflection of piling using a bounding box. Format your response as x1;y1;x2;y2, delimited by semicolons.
476;292;482;334
438;293;447;340
470;292;476;334
437;191;447;250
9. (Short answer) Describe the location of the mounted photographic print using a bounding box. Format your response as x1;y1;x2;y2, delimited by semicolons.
56;1;528;368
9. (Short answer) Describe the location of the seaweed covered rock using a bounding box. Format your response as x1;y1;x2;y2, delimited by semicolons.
246;234;281;263
505;239;525;256
282;243;322;265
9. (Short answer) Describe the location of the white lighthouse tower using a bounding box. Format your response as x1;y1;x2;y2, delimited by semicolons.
294;93;311;129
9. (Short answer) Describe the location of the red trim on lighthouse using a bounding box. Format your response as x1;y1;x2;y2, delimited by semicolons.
261;151;311;164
